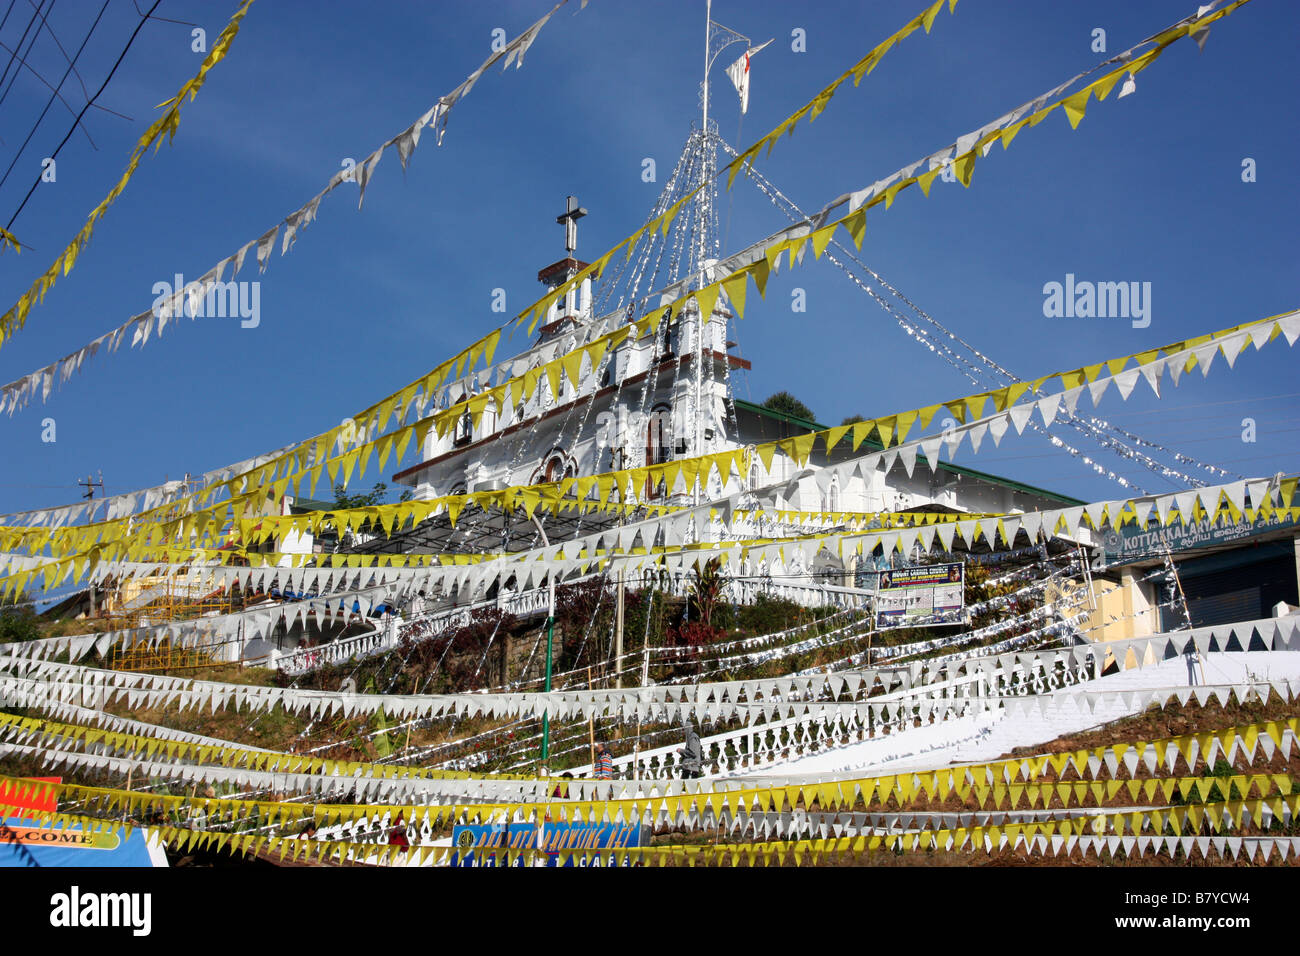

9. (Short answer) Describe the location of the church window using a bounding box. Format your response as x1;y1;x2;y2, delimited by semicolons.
454;408;473;447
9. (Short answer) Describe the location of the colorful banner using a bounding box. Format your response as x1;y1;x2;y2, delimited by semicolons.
0;817;167;867
450;820;646;867
875;563;965;628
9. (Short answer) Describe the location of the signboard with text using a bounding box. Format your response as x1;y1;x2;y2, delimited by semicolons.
450;821;645;867
1100;511;1298;564
0;818;168;867
875;563;965;629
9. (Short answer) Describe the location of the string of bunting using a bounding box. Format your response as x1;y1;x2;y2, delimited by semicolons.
0;0;580;409
5;615;1296;730
2;301;1294;594
6;459;1289;607
3;715;1296;824
2;764;1300;868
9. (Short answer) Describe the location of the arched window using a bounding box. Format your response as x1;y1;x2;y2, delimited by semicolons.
657;308;675;357
644;404;672;500
532;448;575;486
453;408;473;447
557;336;576;399
646;404;672;466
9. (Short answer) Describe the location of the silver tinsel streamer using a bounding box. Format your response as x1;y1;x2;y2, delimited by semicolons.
722;140;1240;493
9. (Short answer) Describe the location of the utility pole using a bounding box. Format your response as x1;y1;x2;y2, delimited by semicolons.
79;472;104;617
633;615;652;784
614;569;625;689
530;512;556;768
690;3;749;504
610;568;627;742
1162;539;1204;684
542;575;555;764
77;472;103;499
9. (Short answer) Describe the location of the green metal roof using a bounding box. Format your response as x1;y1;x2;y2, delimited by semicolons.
734;398;1084;507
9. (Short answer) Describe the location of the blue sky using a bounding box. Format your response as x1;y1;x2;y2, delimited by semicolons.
0;0;1296;518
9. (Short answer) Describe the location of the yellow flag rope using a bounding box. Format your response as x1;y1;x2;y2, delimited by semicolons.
3;768;1293;862
4;292;1293;587
3;477;1296;601
0;710;529;782
0;501;951;564
5;788;1294;868
3;718;1293;827
0;498;1254;600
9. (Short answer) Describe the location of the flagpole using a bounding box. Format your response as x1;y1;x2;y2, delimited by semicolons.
702;0;711;137
694;0;712;505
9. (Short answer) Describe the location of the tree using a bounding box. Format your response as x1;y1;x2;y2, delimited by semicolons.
687;557;725;628
332;482;412;510
329;482;413;543
0;603;41;644
762;391;816;423
841;414;866;426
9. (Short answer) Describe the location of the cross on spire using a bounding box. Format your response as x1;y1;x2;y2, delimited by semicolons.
556;195;587;254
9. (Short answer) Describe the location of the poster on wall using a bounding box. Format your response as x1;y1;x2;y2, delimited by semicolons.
874;563;965;629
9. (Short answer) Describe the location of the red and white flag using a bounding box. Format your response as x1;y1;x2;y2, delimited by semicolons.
724;39;773;115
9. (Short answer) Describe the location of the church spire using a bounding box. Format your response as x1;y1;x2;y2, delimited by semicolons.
537;196;594;330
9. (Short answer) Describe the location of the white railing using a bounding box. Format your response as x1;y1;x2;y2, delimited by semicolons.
728;578;871;610
557;647;1101;781
566;669;994;781
273;624;385;675
271;584;556;675
269;570;871;676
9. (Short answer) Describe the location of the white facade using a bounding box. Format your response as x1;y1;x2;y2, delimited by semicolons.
396;268;738;504
392;224;1080;561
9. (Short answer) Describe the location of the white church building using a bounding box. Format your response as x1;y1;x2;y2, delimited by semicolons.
388;173;1080;581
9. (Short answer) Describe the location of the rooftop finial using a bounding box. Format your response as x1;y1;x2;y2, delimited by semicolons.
556;195;587;254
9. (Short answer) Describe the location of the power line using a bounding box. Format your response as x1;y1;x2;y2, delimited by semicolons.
0;0;50;110
3;0;162;233
0;0;44;97
24;0;94;102
0;0;112;195
131;0;193;29
0;1;19;60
